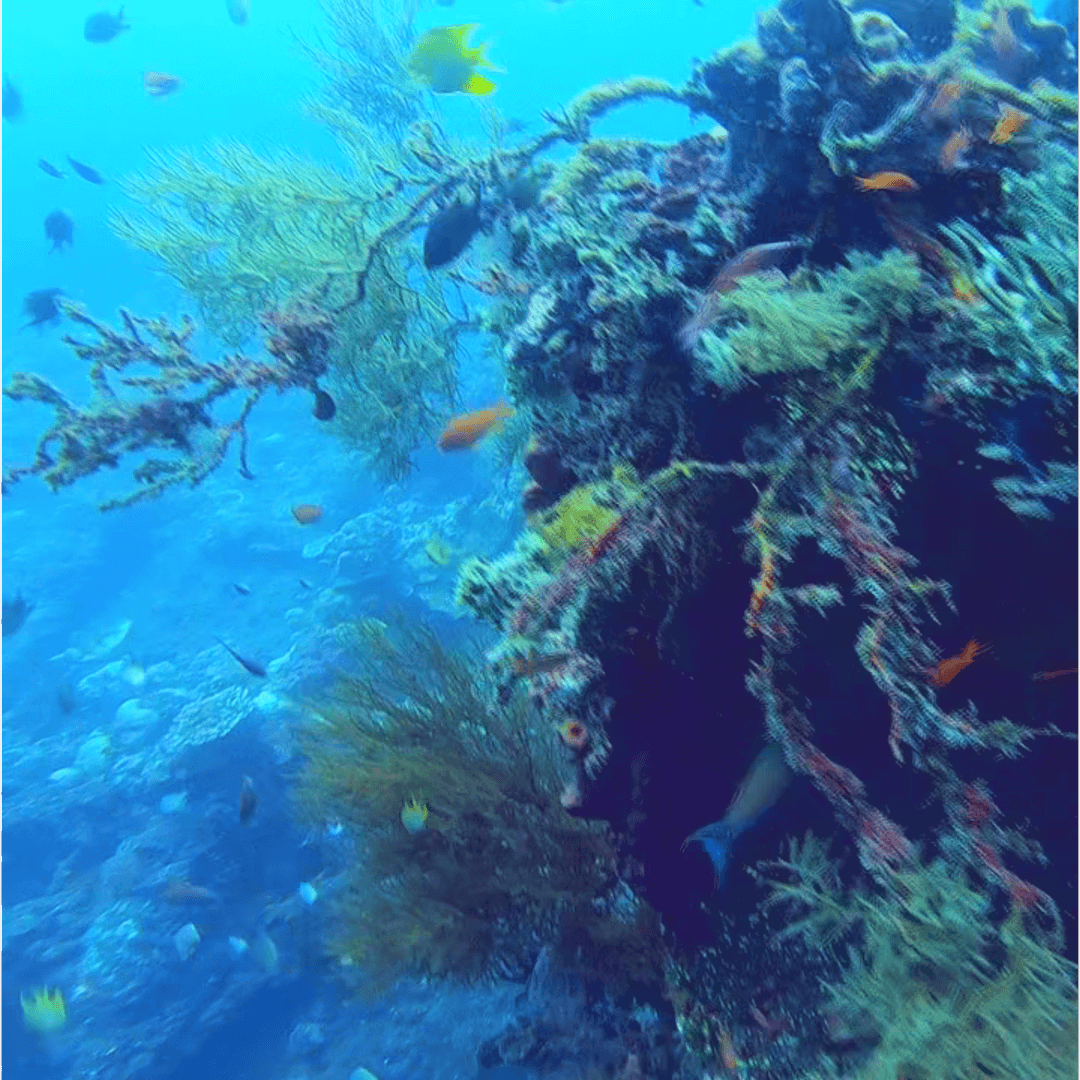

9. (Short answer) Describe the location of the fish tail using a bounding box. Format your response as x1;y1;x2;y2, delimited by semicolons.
683;821;739;890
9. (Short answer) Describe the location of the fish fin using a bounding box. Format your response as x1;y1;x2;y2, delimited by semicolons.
683;821;738;890
464;74;497;95
449;24;478;44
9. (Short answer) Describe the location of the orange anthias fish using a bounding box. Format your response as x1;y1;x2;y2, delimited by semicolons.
855;171;920;192
438;402;514;450
144;72;182;97
1032;667;1078;681
939;125;973;171
929;80;965;115
929;639;991;686
990;104;1029;145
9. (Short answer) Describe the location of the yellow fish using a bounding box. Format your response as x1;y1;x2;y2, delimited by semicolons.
407;24;501;96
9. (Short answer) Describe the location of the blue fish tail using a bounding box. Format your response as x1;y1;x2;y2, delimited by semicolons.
684;821;740;891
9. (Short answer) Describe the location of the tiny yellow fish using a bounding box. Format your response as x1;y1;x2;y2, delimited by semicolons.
425;534;455;565
401;797;429;833
22;988;67;1033
407;24;501;96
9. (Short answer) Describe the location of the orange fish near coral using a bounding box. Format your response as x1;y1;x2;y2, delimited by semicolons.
292;503;322;524
929;639;991;686
990;104;1029;145
939;125;972;171
438;402;514;450
928;80;965;115
855;171;920;192
144;72;182;97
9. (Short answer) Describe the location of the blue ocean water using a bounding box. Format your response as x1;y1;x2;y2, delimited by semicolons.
2;1;1076;1079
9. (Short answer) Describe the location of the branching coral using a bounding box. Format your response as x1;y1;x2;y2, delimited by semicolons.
3;299;333;510
323;251;461;482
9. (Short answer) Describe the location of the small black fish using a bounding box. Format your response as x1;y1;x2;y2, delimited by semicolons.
232;582;252;596
3;76;23;121
312;388;336;421
23;288;65;328
68;156;105;184
226;0;251;25
216;637;266;677
84;7;129;43
45;209;75;252
2;593;34;637
38;159;65;179
423;192;483;269
507;170;544;211
58;681;77;715
298;579;312;590
239;775;258;823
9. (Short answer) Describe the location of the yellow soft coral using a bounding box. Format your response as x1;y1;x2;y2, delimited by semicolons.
21;987;67;1033
536;485;620;553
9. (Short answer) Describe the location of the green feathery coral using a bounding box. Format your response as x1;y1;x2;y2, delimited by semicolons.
110;142;376;345
755;836;1078;1080
694;249;924;388
938;143;1078;391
